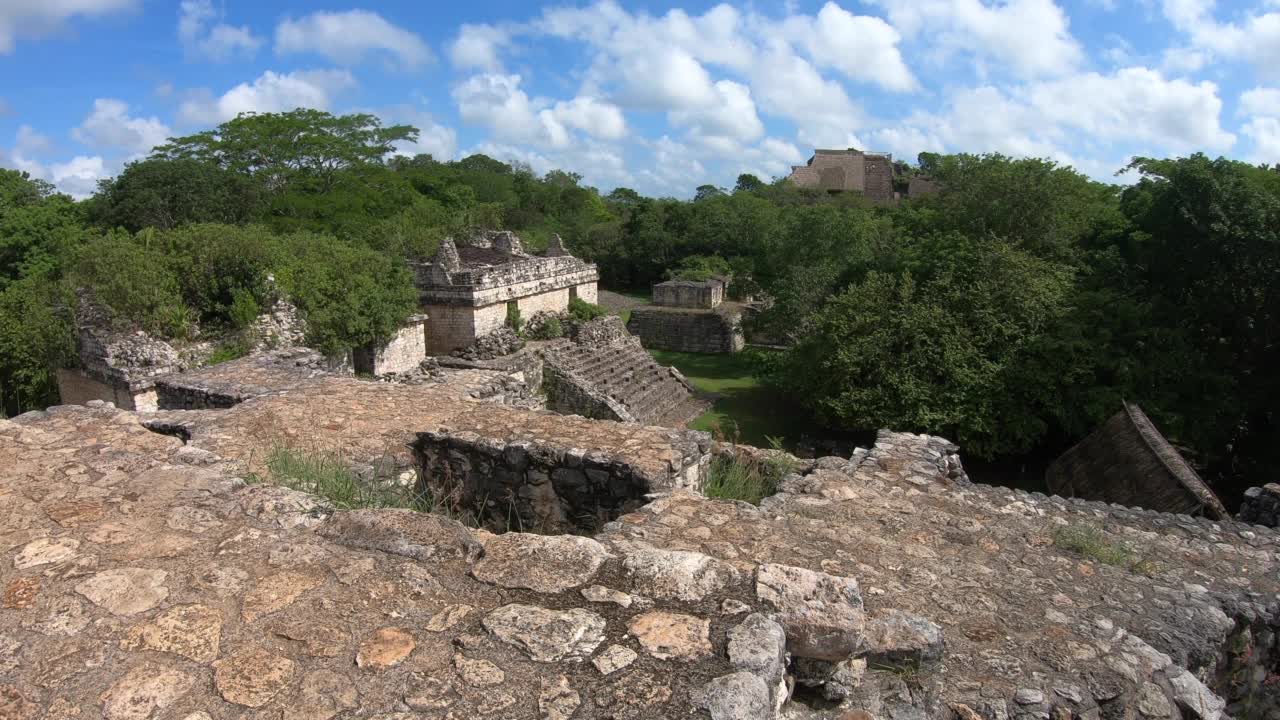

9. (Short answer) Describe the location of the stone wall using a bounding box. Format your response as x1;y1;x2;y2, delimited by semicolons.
572;281;598;304
417;256;599;308
55;368;158;411
354;316;427;376
627;307;744;354
413;426;710;533
424;303;507;354
653;280;722;309
515;286;570;318
1240;484;1280;527
862;154;895;203
542;361;635;423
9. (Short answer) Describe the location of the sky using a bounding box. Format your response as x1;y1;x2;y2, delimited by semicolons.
0;0;1278;199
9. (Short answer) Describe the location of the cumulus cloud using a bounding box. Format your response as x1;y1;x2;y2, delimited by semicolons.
449;23;510;71
1240;87;1280;162
178;69;356;125
453;73;627;148
0;0;136;54
1161;0;1280;79
779;2;917;92
16;125;52;156
72;98;172;155
869;0;1084;79
750;44;865;149
669;80;763;144
178;0;262;62
275;10;433;69
550;96;627;140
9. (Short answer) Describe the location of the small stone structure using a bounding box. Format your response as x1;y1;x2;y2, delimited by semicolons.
414;426;710;533
412;230;598;353
787;148;897;202
627;305;745;354
1046;401;1229;518
1240;484;1280;527
56;299;184;411
652;279;724;309
155;348;349;410
541;317;698;424
353;315;427;376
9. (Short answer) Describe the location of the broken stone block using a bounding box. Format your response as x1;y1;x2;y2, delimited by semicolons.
861;609;944;667
471;533;610;593
756;563;864;661
482;603;605;662
699;671;773;720
628;610;713;661
316;508;482;563
615;540;740;601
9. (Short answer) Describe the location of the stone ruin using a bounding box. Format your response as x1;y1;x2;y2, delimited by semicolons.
353;314;428;377
787;148;898;202
3;358;1277;718
412;230;599;354
541;316;702;425
628;279;745;355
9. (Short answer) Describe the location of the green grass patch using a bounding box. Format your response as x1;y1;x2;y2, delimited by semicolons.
255;445;436;512
646;348;808;447
206;337;250;366
1053;524;1155;574
704;450;798;505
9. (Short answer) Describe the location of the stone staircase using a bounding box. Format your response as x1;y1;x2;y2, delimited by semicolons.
542;318;694;425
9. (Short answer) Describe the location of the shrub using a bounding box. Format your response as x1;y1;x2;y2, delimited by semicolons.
206;337;249;365
1053;524;1154;574
72;232;192;338
505;302;523;333
227;288;260;330
703;450;798;505
258;445;435;512
526;315;563;340
568;296;606;322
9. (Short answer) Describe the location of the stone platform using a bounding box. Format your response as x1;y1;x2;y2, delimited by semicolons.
2;374;1277;718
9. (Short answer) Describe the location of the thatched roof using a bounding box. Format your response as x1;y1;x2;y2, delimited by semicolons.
1045;402;1228;519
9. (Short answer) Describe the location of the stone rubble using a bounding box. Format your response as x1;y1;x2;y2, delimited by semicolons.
2;378;1276;718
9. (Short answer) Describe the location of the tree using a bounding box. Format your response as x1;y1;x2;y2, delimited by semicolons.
694;184;726;202
153;109;418;196
89;158;261;231
734;173;764;193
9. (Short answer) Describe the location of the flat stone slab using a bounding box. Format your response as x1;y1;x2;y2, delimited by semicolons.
471;533;611;593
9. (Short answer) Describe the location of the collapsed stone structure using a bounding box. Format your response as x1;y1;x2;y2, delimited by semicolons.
412;231;599;353
787;148;897;202
542;316;701;425
353;314;428;376
627;279;745;354
3;361;1276;718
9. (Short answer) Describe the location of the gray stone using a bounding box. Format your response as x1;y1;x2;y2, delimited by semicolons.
471;533;610;593
1015;688;1045;705
862;609;944;666
699;672;773;720
1167;670;1225;719
482;603;605;662
755;563;864;661
580;584;632;607
727;613;786;679
1137;682;1172;717
317;508;482;563
616;540;739;602
592;644;638;675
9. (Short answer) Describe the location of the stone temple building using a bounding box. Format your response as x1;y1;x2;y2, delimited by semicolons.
412;231;599;353
628;278;744;354
787;148;896;202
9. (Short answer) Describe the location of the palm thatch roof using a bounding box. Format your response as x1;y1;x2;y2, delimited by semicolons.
1045;402;1228;519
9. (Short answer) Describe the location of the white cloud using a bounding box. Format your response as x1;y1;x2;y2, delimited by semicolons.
1242;117;1280;162
16;125;52;156
177;0;261;62
779;2;917;92
1240;87;1280;163
669;80;763;144
449;23;509;71
750;44;864;149
550;96;627;140
1029;67;1235;151
1161;0;1280;79
49;155;108;198
0;0;136;54
384;109;458;162
275;10;433;69
453;73;570;148
1240;87;1280;117
178;69;356;125
870;0;1084;79
612;47;719;110
72;98;171;155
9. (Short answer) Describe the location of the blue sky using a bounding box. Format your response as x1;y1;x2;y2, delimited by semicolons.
1;0;1278;198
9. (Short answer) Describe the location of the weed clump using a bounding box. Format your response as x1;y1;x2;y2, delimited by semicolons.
1053;523;1155;574
704;445;798;505
255;445;435;512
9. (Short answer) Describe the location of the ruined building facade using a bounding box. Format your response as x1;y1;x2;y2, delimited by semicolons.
412;231;599;353
787;148;897;202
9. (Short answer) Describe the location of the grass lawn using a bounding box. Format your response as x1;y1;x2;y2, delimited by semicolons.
646;348;806;448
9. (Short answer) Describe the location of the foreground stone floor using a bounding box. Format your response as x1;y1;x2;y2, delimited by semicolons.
2;373;1277;718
